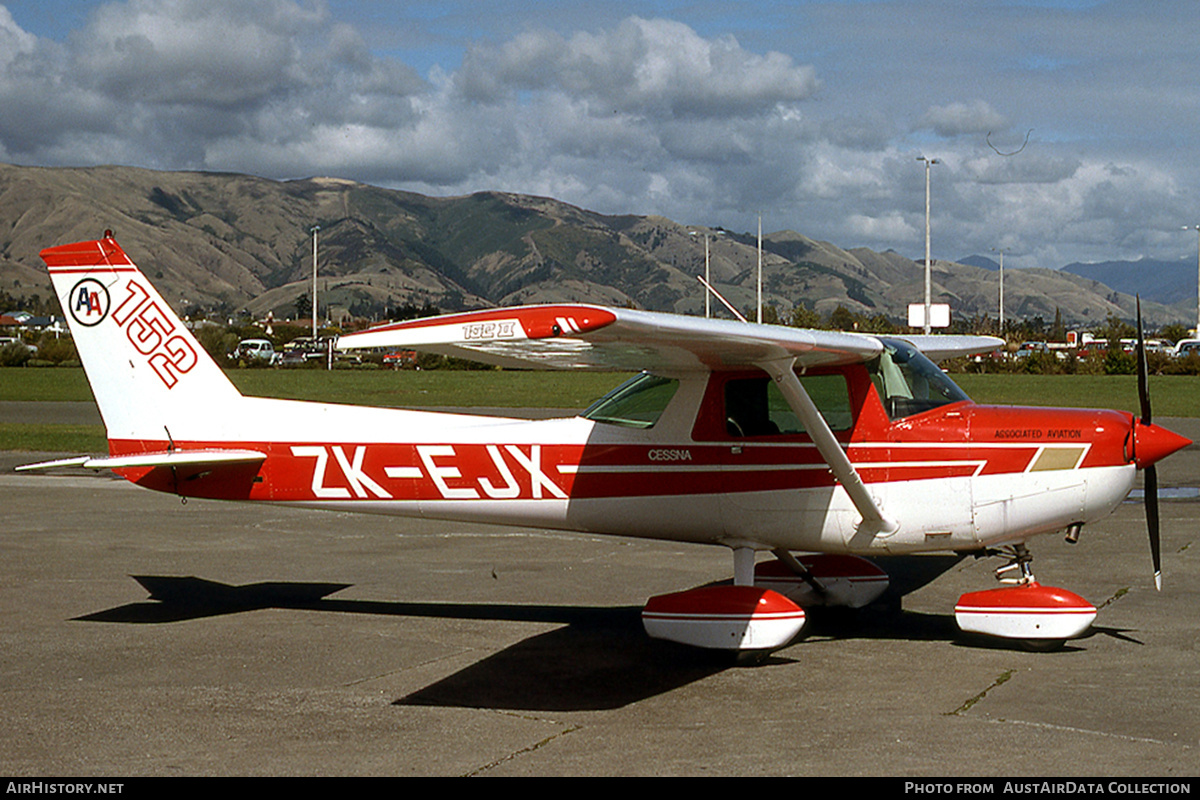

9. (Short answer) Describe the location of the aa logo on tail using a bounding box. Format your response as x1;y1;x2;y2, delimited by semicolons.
69;279;110;327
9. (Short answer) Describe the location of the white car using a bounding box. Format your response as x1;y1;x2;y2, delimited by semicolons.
0;336;37;353
1171;339;1200;358
232;338;279;364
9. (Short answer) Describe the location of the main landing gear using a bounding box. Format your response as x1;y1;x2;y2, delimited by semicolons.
640;542;1098;653
640;547;890;652
954;543;1096;651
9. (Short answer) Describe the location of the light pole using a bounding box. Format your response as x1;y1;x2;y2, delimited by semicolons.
992;247;1008;336
917;156;939;334
310;224;320;339
705;232;711;319
1187;225;1200;336
757;214;763;324
690;229;721;318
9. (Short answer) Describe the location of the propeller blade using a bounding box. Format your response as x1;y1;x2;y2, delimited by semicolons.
1136;296;1151;425
1146;464;1162;591
1135;296;1162;589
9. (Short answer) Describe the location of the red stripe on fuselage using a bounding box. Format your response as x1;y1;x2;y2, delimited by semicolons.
106;421;1131;503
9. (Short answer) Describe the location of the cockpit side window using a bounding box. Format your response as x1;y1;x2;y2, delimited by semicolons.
867;338;970;420
723;373;852;437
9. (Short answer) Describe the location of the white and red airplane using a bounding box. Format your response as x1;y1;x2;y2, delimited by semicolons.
21;233;1192;652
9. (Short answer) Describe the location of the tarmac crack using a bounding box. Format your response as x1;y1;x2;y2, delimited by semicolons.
466;722;582;776
985;717;1187;748
945;669;1015;716
1097;586;1130;610
344;647;480;687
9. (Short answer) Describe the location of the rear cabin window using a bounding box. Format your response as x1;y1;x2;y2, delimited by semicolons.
723;373;852;437
583;373;680;429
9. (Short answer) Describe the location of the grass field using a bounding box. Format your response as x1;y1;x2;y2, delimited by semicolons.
0;423;107;453
1;368;95;402
0;367;629;408
953;373;1200;418
2;367;1197;453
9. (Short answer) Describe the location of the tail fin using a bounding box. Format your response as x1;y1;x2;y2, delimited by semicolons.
42;233;243;450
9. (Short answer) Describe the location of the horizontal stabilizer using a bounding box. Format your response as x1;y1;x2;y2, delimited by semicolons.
18;449;266;472
14;456;92;471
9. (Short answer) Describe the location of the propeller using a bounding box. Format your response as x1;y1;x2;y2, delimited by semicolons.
1135;296;1162;590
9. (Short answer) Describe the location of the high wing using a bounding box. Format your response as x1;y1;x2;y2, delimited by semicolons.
337;304;1001;372
340;304;1001;537
894;334;1002;364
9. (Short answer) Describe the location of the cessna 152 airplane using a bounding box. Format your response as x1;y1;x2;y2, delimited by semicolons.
20;233;1192;652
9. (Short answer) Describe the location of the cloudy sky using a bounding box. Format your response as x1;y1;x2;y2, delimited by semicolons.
2;0;1197;269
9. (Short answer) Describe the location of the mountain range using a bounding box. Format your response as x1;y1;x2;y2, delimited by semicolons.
0;163;1191;330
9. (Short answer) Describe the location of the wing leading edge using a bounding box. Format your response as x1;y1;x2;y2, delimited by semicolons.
338;304;1000;372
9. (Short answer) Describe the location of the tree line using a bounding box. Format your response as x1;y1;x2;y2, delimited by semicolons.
6;293;1199;375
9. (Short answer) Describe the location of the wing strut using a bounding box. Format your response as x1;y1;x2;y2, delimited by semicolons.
758;358;898;536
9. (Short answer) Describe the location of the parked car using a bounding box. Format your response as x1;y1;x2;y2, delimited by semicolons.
0;336;38;353
280;336;328;365
278;336;360;366
232;338;279;364
1172;339;1200;358
0;335;38;357
382;349;418;369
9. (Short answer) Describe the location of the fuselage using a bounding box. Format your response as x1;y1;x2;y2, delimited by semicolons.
107;359;1148;557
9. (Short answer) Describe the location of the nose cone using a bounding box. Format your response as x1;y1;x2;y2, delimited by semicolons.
1134;421;1192;469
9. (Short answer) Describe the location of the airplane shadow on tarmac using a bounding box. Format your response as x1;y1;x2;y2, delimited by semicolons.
70;554;1117;711
75;574;725;710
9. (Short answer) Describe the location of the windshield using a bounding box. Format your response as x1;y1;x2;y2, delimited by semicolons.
583;373;679;429
868;338;970;420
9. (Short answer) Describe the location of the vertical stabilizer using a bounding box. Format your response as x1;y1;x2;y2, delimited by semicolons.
41;234;243;449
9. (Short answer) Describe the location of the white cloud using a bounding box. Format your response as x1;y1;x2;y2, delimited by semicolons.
4;0;1200;273
0;5;37;68
0;0;426;170
72;0;318;107
845;212;914;243
918;100;1008;138
456;17;819;119
961;150;1081;186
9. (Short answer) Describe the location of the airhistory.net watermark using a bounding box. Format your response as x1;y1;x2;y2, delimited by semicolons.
6;784;124;795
